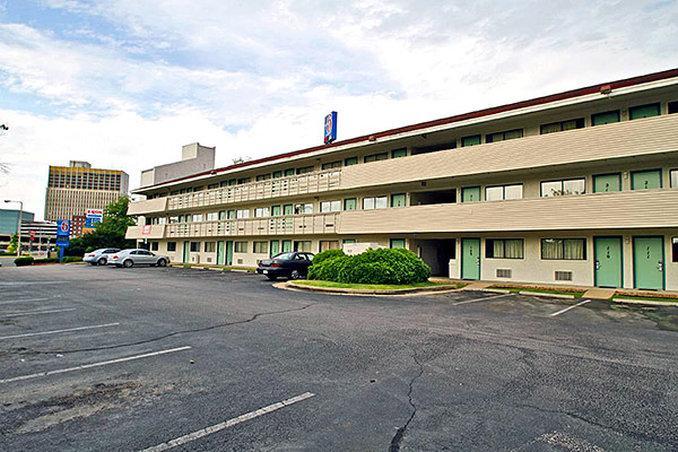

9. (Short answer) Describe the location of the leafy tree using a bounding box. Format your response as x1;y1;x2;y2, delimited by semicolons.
6;234;17;254
65;196;136;256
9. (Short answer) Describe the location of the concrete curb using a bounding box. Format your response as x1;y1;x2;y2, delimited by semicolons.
479;288;512;295
612;297;678;307
518;291;576;299
284;281;462;296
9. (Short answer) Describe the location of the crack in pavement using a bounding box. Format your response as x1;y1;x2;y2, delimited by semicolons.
389;352;424;452
24;303;318;355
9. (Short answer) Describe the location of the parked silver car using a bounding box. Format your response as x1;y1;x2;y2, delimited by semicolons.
83;248;121;266
107;249;170;268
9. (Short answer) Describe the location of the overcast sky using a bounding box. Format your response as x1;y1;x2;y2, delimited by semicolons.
0;0;677;218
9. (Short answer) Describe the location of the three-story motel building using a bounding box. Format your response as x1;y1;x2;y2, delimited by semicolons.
127;69;678;291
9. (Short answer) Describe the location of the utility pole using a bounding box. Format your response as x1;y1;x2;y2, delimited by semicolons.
4;200;23;257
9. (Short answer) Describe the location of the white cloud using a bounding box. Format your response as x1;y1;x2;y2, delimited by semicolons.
1;0;678;218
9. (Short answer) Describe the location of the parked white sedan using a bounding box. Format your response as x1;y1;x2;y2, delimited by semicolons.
83;248;121;266
108;249;170;268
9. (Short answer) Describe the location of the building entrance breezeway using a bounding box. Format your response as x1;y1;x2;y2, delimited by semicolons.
414;239;455;276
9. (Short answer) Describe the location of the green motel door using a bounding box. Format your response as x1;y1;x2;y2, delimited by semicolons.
225;241;234;266
216;241;225;265
461;238;481;280
182;241;190;264
633;237;664;290
594;237;622;288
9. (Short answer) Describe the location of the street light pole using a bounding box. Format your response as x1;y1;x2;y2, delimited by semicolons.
3;200;23;257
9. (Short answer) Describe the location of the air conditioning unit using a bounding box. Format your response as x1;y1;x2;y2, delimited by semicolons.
191;255;200;264
555;271;573;281
496;269;512;278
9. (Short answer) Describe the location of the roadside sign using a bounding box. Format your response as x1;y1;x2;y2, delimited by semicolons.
142;225;152;235
83;208;104;233
56;219;70;247
324;111;337;144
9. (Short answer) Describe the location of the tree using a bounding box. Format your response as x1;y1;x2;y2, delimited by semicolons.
6;234;17;254
66;196;136;256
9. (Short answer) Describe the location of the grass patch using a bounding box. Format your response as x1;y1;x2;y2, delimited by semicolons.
613;294;678;304
293;280;461;291
490;285;585;298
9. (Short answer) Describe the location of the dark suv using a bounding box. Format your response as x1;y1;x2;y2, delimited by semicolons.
256;252;314;280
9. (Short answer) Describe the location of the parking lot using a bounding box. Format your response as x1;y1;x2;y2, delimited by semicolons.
0;265;676;451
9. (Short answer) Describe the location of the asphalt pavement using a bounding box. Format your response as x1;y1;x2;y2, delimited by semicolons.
0;264;676;450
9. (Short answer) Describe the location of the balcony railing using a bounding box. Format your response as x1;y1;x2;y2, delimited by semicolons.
163;213;340;238
165;169;341;212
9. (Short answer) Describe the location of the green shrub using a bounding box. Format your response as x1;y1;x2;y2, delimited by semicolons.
33;258;59;264
311;249;345;266
308;247;431;285
62;256;82;263
14;256;34;267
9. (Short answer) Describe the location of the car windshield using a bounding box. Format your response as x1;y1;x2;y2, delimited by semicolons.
272;252;294;260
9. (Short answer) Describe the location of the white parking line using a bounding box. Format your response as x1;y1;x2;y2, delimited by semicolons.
1;308;76;318
0;322;120;341
140;392;315;452
0;297;51;306
453;293;512;306
0;281;68;286
0;346;191;384
549;299;591;317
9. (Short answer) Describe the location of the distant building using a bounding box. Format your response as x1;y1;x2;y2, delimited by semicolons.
44;160;129;236
20;220;57;254
139;143;215;188
0;208;35;251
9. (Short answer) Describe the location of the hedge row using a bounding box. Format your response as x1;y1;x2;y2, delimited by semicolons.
14;256;82;266
308;248;431;285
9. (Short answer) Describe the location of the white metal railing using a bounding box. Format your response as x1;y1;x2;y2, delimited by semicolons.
166;169;341;211
164;212;340;238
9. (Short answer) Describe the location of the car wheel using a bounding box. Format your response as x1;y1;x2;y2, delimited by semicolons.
157;259;167;267
290;269;301;280
97;258;107;266
122;259;134;268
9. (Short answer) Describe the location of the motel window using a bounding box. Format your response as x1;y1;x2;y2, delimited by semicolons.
283;204;294;215
671;169;678;188
363;196;388;210
631;169;662;190
391;148;408;158
218;210;227;220
673;238;678;262
204;242;216;253
272;170;283;178
321;161;342;170
539;118;585;134
256;174;271;181
320;240;341;251
190;242;200;252
485;184;523;201
191;214;203;222
364;152;388;163
253;241;268;254
485;129;523;143
271;205;282;216
227;210;236;219
237;177;251;184
669;101;678;114
344;198;357;211
208;183;219;189
150;241;159;251
254;207;270;218
227;179;237;186
206;212;218;221
485;239;524;259
591;110;620;126
236;209;250;219
541;239;586;260
284;168;296;176
167;242;177;252
295;241;312;252
343;239;356;244
390;239;406;249
296;166;314;175
461;186;481;203
593;173;621;193
461;135;481;147
320;200;342;212
391;193;406;208
234;241;248;253
540;178;585;197
344;157;358;166
294;203;313;215
629;103;660;120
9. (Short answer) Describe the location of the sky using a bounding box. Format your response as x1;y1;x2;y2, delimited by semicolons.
0;0;676;219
